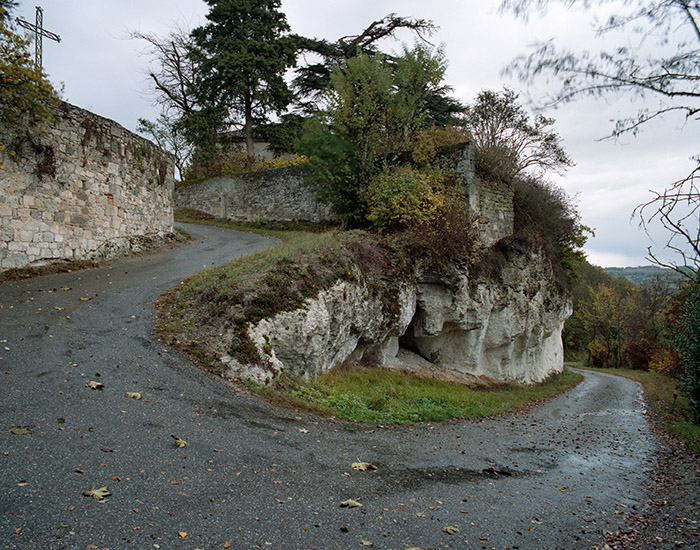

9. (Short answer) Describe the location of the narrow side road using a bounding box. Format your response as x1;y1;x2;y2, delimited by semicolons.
1;223;656;549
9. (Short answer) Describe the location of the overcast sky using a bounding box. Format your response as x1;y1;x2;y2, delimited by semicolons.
12;0;700;268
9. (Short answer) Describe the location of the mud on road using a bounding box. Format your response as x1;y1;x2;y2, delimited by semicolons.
0;223;658;549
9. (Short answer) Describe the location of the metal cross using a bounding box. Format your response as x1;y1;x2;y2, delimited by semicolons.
16;6;61;68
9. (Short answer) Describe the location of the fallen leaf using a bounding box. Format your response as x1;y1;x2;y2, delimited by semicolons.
442;526;460;534
224;542;231;549
74;468;85;474
171;435;188;448
61;287;71;291
82;485;111;500
340;499;362;508
85;545;99;550
178;531;187;538
14;526;22;535
361;540;373;547
124;392;142;400
6;427;30;435
57;417;65;424
297;428;310;434
85;381;104;390
351;461;377;472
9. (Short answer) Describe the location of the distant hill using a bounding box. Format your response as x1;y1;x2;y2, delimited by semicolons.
604;266;689;288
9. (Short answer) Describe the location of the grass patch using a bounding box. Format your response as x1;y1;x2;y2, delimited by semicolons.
253;367;583;424
156;227;384;370
578;365;700;452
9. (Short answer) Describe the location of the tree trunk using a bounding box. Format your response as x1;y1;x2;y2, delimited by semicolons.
244;92;254;156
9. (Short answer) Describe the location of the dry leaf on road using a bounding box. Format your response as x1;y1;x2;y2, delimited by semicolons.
85;381;104;390
82;485;111;500
442;525;460;534
340;499;363;508
124;392;142;400
171;435;188;448
351;461;377;471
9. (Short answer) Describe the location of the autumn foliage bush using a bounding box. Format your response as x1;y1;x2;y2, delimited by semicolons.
366;166;446;232
402;188;478;267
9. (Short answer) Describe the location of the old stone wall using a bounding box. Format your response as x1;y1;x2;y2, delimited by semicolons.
438;142;514;247
174;143;513;245
174;166;337;223
0;102;174;271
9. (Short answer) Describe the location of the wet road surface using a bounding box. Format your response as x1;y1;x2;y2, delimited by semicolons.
0;223;657;549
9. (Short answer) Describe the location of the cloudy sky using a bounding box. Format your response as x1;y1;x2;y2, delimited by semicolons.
12;0;700;268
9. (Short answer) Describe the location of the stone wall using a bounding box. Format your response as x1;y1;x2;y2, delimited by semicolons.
174;143;513;245
0;102;174;271
438;142;514;247
174;166;337;224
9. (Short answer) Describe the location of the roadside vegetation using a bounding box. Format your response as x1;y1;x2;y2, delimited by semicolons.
250;367;582;424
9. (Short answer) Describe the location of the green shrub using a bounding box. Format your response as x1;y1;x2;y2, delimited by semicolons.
513;176;590;280
676;274;700;424
366;166;445;231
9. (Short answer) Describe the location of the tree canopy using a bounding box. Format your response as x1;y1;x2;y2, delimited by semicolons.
185;0;297;157
299;45;451;222
463;88;572;180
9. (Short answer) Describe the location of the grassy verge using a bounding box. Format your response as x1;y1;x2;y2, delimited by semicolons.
163;211;583;425
575;364;700;452
247;367;583;424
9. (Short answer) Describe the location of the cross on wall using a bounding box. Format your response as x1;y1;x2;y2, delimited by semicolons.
15;6;61;68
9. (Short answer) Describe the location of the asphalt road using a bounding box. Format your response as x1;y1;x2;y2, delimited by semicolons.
0;223;657;550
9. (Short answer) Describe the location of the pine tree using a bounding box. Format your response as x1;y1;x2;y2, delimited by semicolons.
188;0;297;156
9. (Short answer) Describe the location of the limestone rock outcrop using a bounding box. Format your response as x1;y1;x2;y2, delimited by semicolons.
221;246;571;385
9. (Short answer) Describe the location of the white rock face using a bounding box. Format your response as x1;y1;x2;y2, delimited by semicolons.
224;248;572;385
406;251;571;384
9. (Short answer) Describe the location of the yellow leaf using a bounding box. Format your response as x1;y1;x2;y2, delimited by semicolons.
171;435;188;448
340;499;362;508
178;531;187;538
85;381;104;390
442;525;460;534
297;428;310;433
351;460;377;471
82;485;111;500
124;392;142;400
361;540;373;547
